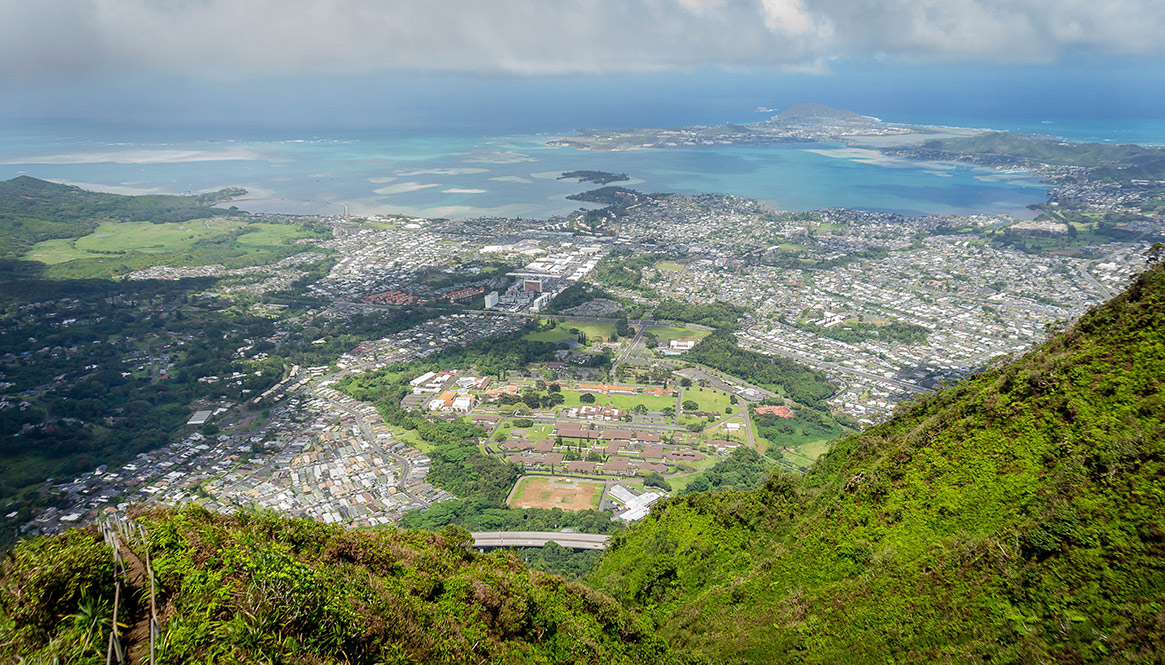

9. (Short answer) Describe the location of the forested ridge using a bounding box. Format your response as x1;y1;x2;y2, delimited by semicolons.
590;258;1165;662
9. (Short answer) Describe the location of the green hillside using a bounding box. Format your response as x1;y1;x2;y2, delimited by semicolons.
4;258;1163;663
0;507;682;664
590;258;1165;662
901;132;1165;182
0;176;245;261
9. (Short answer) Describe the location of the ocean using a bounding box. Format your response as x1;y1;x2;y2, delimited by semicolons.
1;103;1160;221
0;123;1054;220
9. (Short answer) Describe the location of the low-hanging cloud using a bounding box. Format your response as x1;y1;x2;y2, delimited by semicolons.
0;0;1162;81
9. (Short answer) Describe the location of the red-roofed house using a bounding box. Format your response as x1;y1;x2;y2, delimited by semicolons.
755;405;794;418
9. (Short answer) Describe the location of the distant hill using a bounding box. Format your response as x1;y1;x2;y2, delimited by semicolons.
892;132;1165;182
0;176;245;261
771;102;872;123
590;257;1165;662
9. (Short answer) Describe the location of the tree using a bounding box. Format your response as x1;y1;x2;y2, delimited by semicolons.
643;471;672;491
730;394;738;404
682;399;699;411
548;382;561;393
579;393;596;404
680;377;693;387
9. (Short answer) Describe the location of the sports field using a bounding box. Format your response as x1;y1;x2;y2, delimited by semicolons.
509;476;605;511
523;320;617;343
648;325;711;344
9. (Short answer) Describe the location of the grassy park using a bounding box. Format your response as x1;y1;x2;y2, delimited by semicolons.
523;319;618;343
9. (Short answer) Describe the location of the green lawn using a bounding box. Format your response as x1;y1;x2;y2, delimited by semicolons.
26;219;249;264
681;387;734;414
772;437;835;470
647;325;711;344
523;320;618;343
558;389;677;413
23;218;324;279
529;424;554;439
654;261;685;272
236;222;317;246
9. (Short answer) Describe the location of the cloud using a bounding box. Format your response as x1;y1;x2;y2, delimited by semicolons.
0;0;1162;82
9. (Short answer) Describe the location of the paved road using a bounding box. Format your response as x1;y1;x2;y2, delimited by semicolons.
470;531;612;550
316;393;422;503
610;320;655;373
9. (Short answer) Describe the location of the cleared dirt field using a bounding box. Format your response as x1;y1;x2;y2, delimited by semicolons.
509;476;604;511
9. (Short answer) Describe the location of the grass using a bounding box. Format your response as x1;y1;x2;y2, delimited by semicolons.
664;472;703;493
558;389;676;413
235;222;317;246
23;219;326;279
529;424;554;439
654;261;685;272
388;425;433;453
523;320;618;343
646;325;711;344
681;387;734;414
26;219;248;264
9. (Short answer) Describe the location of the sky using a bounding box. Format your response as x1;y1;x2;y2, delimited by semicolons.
1;0;1163;132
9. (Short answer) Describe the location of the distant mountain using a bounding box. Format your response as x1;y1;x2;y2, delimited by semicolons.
771;102;873;123
590;258;1165;662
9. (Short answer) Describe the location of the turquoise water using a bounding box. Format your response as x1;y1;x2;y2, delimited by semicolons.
0;125;1049;219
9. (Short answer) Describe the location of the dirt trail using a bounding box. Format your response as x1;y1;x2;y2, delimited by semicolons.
118;543;153;665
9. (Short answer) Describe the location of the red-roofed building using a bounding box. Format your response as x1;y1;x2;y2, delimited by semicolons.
604;456;631;472
578;384;637;395
755;405;794;418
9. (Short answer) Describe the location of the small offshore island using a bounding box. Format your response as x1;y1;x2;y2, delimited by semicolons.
557;170;632;185
1;104;1164;664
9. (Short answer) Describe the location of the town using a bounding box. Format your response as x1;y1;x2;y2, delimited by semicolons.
4;159;1160;541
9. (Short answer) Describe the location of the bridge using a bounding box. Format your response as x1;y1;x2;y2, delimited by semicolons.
470;531;612;550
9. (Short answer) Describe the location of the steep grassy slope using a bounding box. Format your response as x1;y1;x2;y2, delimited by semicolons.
0;507;682;664
590;261;1165;663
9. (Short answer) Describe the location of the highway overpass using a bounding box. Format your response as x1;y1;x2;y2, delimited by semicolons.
470;531;611;550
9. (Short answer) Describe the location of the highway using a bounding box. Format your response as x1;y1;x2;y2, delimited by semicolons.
470;531;612;550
